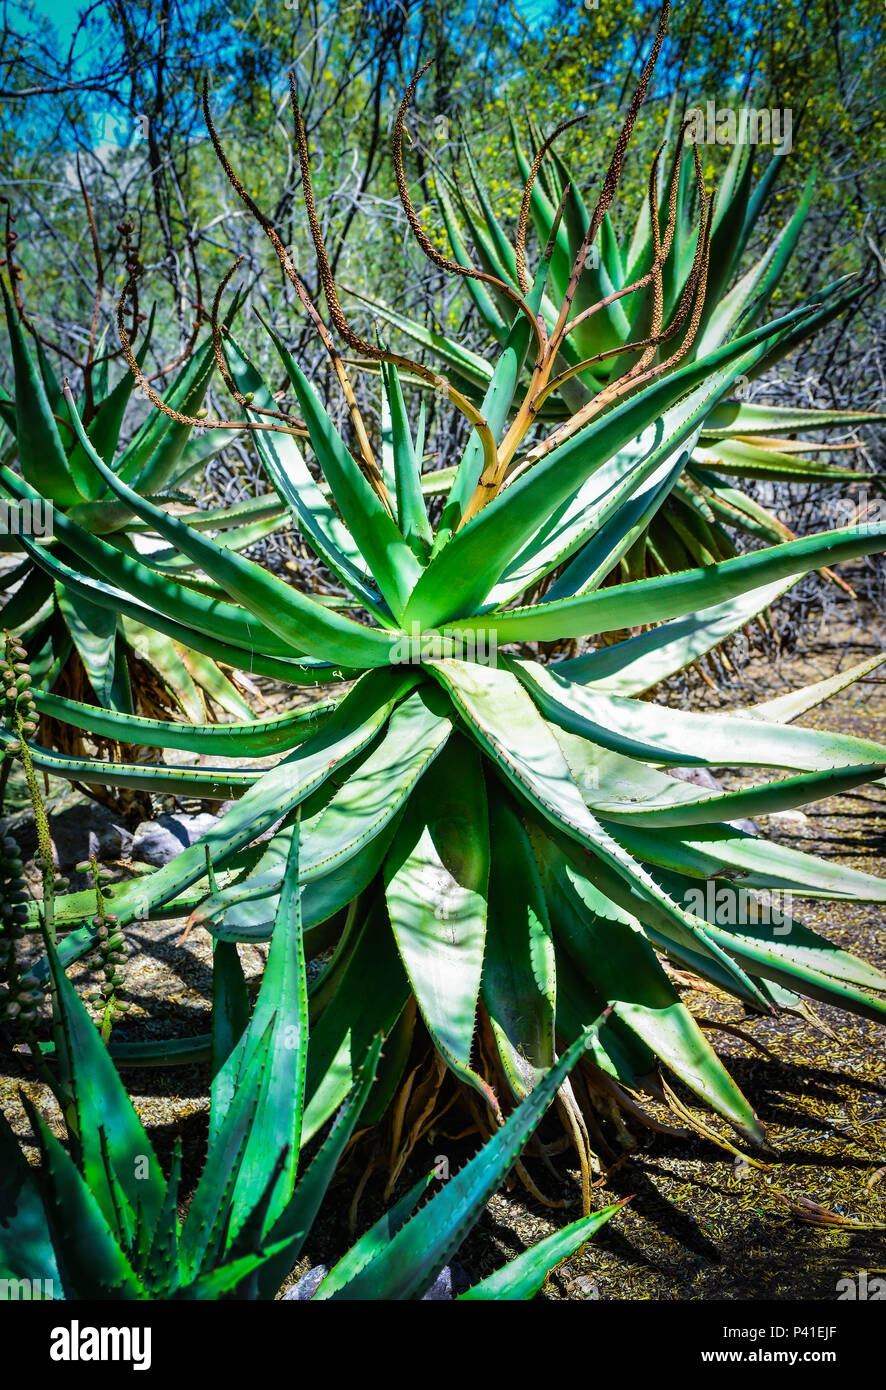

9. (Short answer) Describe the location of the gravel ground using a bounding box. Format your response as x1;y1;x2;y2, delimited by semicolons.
2;609;885;1302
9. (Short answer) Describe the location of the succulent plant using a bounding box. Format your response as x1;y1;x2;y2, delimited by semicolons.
0;824;618;1300
5;0;886;1193
359;54;885;590
0;199;293;752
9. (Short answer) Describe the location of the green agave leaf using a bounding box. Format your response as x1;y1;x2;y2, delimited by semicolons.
119;339;216;497
745;279;865;383
68;314;157;500
356;997;416;1127
739;145;789;250
176;645;254;720
68;371;135;501
688;472;797;546
268;332;423;618
1;281;83;508
547;823;769;1010
224;336;386;618
439;174;521;322
0;1107;59;1286
146;494;288;534
740;654;886;725
535;833;764;1140
12;522;325;685
32;334;65;413
540;707;884;829
302;902;411;1144
62;398;404;667
0;565;54;632
612;819;886;902
652;869;886;1024
579;735;883;825
320;1027;604;1301
179;1019;275;1282
19;1095;146;1300
139;1140;182;1294
536;452;687;605
668;872;886;994
315;1172;433;1298
511;656;886;773
428;660;762;1003
454;522;886;646
33;688;335;758
482;793;556;1098
484;387;703;607
435;280;543;551
699;402;886;437
736;167;816;330
381;359;432;556
112;345;208;483
46;670;416;941
591;763;885;829
177;1235;295;1301
210;825;308;1240
462;135;523;284
299;686;452;896
434;177;515;336
2;463;297;661
0;727;261;797
696;144;758;335
258;1035;385;1297
206;685;453;935
384;733;490;1082
42;921;166;1237
693;439;870;484
458;1205;622;1301
343;285;496;389
557;577;797;693
555;937;655;1087
169;427;245;490
144;512;289;570
211;941;249;1083
120;616;206;722
407;302;821;628
695;238;781;357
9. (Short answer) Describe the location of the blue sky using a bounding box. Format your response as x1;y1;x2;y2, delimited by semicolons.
33;0;84;40
32;0;560;45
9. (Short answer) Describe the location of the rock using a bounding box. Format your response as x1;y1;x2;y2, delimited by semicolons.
667;765;722;791
422;1265;454;1300
130;812;219;866
766;809;809;832
280;1265;329;1300
565;1274;600;1298
3;796;132;868
667;767;759;836
728;818;760;837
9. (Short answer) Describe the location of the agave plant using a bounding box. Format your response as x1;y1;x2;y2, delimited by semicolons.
1;812;619;1300
358;52;885;590
4;1;886;1197
0;199;294;758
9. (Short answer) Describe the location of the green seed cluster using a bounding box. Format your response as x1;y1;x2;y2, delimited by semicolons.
1;635;44;1027
0;831;39;1025
1;631;39;753
84;856;130;1035
2;634;69;893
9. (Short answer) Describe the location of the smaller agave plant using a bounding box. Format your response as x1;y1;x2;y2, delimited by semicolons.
0;816;618;1301
359;38;885;592
5;0;886;1205
0;189;295;771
